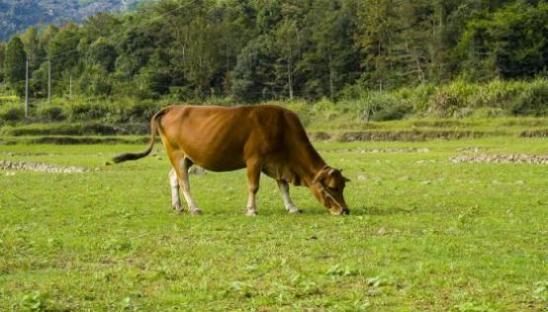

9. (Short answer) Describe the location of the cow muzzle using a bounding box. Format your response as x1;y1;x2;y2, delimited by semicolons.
330;206;350;216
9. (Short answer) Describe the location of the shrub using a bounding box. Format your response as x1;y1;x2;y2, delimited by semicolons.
372;102;412;121
67;100;119;121
119;99;164;123
429;78;548;116
510;84;548;116
429;80;476;117
394;84;436;112
356;91;411;122
0;103;25;124
36;106;67;122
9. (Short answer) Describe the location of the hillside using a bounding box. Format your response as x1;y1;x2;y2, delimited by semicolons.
0;0;148;41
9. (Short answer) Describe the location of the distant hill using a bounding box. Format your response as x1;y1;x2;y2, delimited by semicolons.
0;0;148;41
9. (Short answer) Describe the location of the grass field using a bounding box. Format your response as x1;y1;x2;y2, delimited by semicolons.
0;137;547;311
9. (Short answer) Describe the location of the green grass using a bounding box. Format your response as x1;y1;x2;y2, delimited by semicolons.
0;138;547;311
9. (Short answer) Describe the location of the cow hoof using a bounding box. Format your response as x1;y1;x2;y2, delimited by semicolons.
288;208;301;214
190;208;203;215
173;205;184;214
246;209;258;217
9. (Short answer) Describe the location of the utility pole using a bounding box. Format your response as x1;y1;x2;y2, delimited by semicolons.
48;59;51;105
25;57;29;119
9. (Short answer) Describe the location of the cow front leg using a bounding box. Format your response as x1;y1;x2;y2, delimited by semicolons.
277;180;300;214
169;168;183;213
179;157;202;215
245;159;261;216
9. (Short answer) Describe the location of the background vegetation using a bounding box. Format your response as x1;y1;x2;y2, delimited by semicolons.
0;0;546;126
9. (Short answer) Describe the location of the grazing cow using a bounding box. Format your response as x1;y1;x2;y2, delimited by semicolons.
113;105;350;216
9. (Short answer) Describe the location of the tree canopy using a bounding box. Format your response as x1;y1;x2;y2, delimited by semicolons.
0;0;546;102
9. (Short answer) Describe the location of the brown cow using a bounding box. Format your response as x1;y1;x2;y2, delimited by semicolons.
113;105;350;216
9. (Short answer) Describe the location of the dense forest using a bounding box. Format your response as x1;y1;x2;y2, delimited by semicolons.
0;0;547;112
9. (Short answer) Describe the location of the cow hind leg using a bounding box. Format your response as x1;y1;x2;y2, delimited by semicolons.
178;157;202;215
245;158;262;216
169;168;183;213
277;180;300;214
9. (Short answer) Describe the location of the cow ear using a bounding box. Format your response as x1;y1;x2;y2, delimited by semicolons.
343;175;351;182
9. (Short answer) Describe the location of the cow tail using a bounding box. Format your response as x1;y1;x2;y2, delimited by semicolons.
112;109;167;164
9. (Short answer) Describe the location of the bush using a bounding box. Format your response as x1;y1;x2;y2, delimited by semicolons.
36;106;67;122
119;99;164;123
429;80;476;117
67;100;119;121
0;103;25;124
426;78;548;117
371;102;412;121
356;92;411;122
511;84;548;116
393;84;436;112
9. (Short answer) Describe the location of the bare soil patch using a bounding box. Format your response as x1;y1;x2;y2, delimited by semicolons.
336;130;493;142
332;147;431;153
450;154;548;164
0;160;91;173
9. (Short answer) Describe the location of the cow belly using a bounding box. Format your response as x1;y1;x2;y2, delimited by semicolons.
189;152;247;172
175;128;248;172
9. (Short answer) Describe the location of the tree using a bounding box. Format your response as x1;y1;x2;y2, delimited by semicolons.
4;36;27;94
20;27;44;70
79;64;113;96
300;0;361;99
181;16;225;98
88;37;117;72
0;43;5;82
274;19;300;99
39;25;59;55
48;24;81;70
458;2;548;80
232;36;277;102
81;13;121;42
47;24;81;95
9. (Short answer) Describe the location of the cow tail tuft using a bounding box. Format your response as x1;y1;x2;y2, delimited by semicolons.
112;109;166;164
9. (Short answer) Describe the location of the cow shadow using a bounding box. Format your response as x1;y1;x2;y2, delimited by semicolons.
300;205;417;216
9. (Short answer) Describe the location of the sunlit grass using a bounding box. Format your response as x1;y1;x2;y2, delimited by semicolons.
0;138;546;310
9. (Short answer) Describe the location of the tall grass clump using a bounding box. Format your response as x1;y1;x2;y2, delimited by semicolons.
341;85;416;122
336;78;546;123
428;80;478;117
429;78;548;117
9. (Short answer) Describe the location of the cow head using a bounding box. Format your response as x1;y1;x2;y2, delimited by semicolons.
311;166;350;215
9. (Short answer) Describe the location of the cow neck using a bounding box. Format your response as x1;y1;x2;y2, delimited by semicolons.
294;144;326;187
